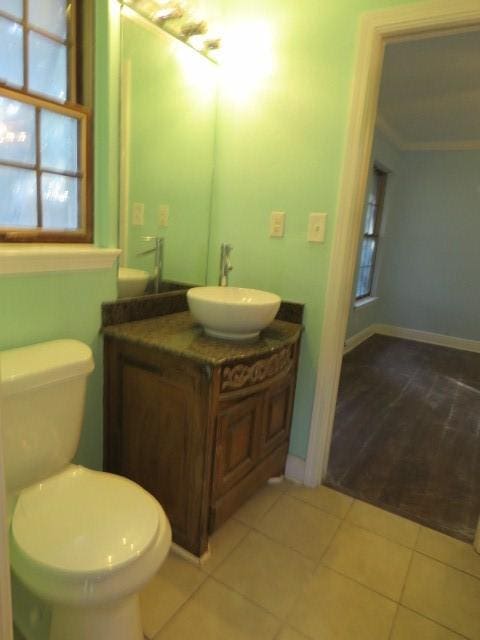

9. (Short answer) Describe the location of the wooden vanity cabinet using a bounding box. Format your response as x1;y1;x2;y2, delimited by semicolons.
104;332;300;557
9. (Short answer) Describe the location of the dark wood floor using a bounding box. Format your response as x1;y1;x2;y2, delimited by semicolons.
325;334;480;542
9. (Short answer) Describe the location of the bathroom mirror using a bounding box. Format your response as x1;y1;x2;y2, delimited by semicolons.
118;8;218;294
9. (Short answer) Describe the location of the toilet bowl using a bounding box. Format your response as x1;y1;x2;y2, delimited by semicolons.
1;340;172;640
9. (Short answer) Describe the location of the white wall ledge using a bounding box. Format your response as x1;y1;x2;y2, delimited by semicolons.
353;296;378;309
0;244;121;275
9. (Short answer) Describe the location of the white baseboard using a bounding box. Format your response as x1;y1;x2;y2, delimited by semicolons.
345;323;480;355
344;324;376;353
376;324;480;354
285;454;306;484
171;542;211;567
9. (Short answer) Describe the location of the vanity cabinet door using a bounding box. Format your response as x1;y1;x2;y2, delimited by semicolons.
212;391;264;500
259;372;296;460
104;339;215;557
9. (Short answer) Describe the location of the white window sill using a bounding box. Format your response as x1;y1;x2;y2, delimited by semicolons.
354;296;378;309
0;244;121;275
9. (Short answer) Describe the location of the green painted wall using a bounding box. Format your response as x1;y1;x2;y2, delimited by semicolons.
0;270;116;469
121;16;217;284
0;0;120;473
209;0;422;458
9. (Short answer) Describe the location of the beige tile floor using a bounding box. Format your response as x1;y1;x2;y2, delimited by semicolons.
141;481;480;640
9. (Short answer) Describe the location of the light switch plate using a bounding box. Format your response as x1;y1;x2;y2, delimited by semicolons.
270;211;285;238
158;204;169;227
308;212;327;243
132;202;144;226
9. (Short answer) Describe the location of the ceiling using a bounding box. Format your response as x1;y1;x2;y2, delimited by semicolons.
377;29;480;149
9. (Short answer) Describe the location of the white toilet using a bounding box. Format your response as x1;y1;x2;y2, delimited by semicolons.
1;339;171;640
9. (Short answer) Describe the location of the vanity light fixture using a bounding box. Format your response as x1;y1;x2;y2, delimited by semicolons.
152;0;185;22
120;0;221;62
204;38;221;51
180;20;208;38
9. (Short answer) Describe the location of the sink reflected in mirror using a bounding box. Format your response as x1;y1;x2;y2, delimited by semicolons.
187;287;281;341
117;267;149;298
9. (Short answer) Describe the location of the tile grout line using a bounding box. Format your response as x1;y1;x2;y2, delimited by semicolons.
340;518;419;551
287;487;426;552
153;518;258;635
201;520;251;577
208;573;284;630
317;561;405;607
398;602;471;640
285;487;354;521
246;514;340;566
148;565;209;639
414;546;480;583
385;512;419;640
232;482;287;530
386;603;401;640
209;533;318;624
413;529;480;583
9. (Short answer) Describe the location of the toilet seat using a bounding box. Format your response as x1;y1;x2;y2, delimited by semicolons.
12;465;160;573
10;465;171;607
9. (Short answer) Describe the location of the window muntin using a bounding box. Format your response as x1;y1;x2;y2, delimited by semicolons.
0;0;91;242
355;167;387;300
0;87;88;237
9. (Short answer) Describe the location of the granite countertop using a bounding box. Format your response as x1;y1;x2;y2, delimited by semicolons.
103;311;302;366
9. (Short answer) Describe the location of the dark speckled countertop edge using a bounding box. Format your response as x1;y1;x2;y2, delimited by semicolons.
103;311;303;367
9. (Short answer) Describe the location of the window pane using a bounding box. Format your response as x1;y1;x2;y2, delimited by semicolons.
364;203;376;235
0;166;37;227
42;173;78;229
0;97;36;164
360;238;376;269
29;0;67;40
28;33;67;102
356;266;372;298
0;0;22;19
0;17;23;87
41;110;78;172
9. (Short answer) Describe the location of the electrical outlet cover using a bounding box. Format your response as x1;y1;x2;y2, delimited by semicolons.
270;211;285;237
132;202;144;226
158;204;169;227
308;212;327;243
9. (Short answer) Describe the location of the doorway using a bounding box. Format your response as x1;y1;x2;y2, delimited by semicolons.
324;28;480;540
305;1;480;524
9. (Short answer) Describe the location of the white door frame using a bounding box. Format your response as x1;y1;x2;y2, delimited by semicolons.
304;0;480;487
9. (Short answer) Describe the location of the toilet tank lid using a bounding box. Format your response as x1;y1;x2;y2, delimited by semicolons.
1;340;94;397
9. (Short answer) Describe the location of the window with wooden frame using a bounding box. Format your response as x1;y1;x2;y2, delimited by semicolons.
355;167;387;300
0;0;91;243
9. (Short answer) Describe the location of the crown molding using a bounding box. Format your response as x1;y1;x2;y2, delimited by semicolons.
376;114;480;151
375;115;406;150
402;138;480;151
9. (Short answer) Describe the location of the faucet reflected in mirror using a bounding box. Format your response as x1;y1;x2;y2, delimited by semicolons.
218;243;233;286
137;236;164;294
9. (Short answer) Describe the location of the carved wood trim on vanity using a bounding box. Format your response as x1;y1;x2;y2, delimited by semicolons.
221;346;294;392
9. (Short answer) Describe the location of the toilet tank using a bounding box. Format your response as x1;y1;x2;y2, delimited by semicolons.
1;340;94;493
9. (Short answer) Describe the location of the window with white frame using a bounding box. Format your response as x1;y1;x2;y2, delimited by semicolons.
0;0;91;242
355;167;387;299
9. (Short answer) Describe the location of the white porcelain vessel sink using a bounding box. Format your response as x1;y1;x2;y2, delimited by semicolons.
187;286;281;341
117;267;149;298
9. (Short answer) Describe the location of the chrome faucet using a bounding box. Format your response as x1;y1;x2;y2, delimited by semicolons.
137;236;164;294
219;243;233;286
